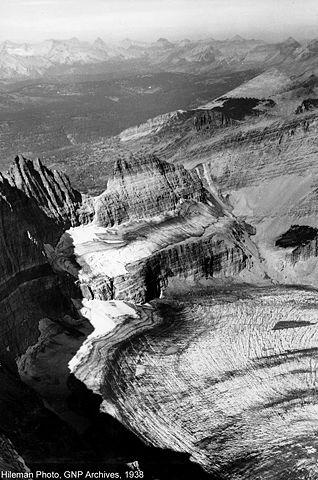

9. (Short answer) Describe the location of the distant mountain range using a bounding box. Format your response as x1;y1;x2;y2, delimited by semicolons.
0;35;317;81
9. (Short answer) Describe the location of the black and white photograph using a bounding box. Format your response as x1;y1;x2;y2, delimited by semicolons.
0;0;318;478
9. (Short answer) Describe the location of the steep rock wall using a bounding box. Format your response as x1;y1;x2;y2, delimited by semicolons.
112;230;249;303
0;158;93;466
193;108;234;131
194;115;318;191
4;155;83;228
295;98;318;114
190;113;318;286
51;154;257;304
289;237;318;264
95;153;214;227
0;158;85;355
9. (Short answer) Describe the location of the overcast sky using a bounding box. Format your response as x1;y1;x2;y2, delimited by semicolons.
0;0;317;43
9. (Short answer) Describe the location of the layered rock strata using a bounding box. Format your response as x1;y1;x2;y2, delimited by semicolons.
4;155;84;228
49;154;256;303
193;98;275;131
94;153;211;226
185;111;318;287
193;115;318;191
193;108;234;131
0;157;94;466
0;155;85;356
119;97;274;143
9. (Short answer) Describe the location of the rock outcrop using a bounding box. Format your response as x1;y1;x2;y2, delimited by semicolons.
193;98;275;131
0;157;96;468
119;111;191;142
275;225;318;266
289;236;318;265
94;153;212;226
4;155;84;228
50;153;256;303
0;435;30;473
296;98;318;114
119;97;276;143
275;225;318;248
188;112;318;286
0;156;85;356
116;95;316;287
193;108;234;131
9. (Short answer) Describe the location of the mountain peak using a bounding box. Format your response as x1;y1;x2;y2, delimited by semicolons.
230;35;246;42
120;38;134;48
68;37;80;44
156;37;174;47
96;152;206;227
283;36;301;47
93;37;107;49
307;38;318;50
5;155;82;227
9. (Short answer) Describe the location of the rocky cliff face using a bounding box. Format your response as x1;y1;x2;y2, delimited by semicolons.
0;435;30;473
289;236;318;264
275;225;318;266
193;115;317;190
193;108;234;131
0;156;85;356
296;98;318;114
50;153;256;304
118;230;249;302
4;155;84;227
193;98;275;131
190;112;318;286
0;157;98;468
95;153;211;226
119;97;275;144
